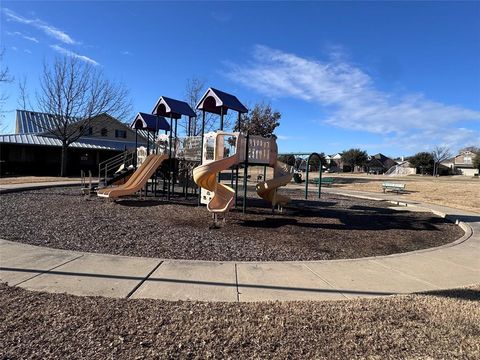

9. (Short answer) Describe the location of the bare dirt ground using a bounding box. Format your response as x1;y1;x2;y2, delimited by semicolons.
1;283;478;359
289;172;479;213
0;187;462;261
0;176;81;185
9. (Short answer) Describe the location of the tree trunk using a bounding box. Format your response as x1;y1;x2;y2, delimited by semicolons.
60;143;68;177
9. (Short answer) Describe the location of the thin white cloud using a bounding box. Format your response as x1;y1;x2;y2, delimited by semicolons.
7;30;40;43
22;35;39;43
121;50;132;56
24;49;32;54
50;45;99;66
3;8;76;45
226;45;480;152
10;46;18;51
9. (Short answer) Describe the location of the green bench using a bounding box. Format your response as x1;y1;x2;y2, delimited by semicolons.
310;177;335;187
382;182;406;193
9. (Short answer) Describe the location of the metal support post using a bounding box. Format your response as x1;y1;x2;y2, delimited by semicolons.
198;110;205;206
168;116;173;200
243;133;249;214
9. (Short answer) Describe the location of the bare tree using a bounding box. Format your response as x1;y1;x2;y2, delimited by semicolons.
0;49;13;131
182;78;233;136
35;56;132;176
431;145;451;176
17;75;32;110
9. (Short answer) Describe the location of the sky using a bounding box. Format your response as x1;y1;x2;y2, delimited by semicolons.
1;1;479;157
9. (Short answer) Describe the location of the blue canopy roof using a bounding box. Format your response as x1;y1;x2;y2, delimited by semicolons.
196;87;248;115
131;112;171;132
152;96;196;119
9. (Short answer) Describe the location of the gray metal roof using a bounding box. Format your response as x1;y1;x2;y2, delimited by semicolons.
16;110;79;134
0;133;147;151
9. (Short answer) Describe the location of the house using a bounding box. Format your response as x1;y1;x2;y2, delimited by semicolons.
0;110;150;176
384;161;417;176
365;153;397;174
325;153;343;172
441;150;479;176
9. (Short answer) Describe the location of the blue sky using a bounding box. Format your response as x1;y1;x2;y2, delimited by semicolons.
1;1;479;157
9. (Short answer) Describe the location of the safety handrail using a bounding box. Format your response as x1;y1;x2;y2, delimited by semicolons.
98;150;136;186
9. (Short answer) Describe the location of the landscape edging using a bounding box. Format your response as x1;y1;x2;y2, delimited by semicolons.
0;184;474;265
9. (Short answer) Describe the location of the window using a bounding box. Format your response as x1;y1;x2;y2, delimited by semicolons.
464;156;472;164
115;129;127;138
87;127;93;136
101;128;108;137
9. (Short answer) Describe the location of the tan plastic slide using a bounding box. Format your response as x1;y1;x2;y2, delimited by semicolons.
256;161;293;207
193;153;239;213
97;154;167;199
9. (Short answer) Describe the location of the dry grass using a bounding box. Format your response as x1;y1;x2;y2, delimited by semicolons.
289;172;479;213
2;171;479;213
0;176;81;185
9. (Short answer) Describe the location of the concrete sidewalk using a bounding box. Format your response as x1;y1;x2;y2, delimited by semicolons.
0;180;87;194
1;187;479;302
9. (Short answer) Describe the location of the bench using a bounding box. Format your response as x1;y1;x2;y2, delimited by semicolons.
310;177;335;187
382;182;406;193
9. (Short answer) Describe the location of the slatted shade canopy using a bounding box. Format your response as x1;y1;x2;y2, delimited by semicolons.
196;87;248;115
131;112;171;132
151;96;196;120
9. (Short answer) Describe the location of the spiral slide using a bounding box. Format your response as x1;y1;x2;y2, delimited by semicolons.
97;154;167;199
193;154;239;213
256;161;293;207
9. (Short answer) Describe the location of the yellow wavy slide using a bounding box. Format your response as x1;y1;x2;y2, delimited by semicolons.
97;154;167;199
193;154;239;213
256;161;293;207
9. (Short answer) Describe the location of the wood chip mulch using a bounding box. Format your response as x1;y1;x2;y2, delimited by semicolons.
1;283;479;359
0;187;464;261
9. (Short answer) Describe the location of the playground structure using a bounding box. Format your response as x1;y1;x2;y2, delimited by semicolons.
96;87;310;221
97;154;168;199
193;131;292;222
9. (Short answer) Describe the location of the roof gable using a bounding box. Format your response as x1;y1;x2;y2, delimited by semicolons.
131;112;171;132
196;87;248;115
152;96;196;119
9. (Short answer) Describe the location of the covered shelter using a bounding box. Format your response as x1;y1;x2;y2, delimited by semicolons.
1;110;148;176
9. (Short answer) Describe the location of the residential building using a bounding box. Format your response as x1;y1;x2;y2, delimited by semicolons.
441;150;479;176
325;153;343;172
365;153;397;174
0;110;149;176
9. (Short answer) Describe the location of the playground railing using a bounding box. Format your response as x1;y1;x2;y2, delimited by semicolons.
98;150;136;186
155;135;202;161
237;135;274;165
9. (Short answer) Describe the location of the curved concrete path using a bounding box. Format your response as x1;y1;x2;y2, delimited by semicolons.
1;185;478;302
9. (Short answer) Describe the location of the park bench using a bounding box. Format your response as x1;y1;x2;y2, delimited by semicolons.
382;182;406;193
310;177;335;187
